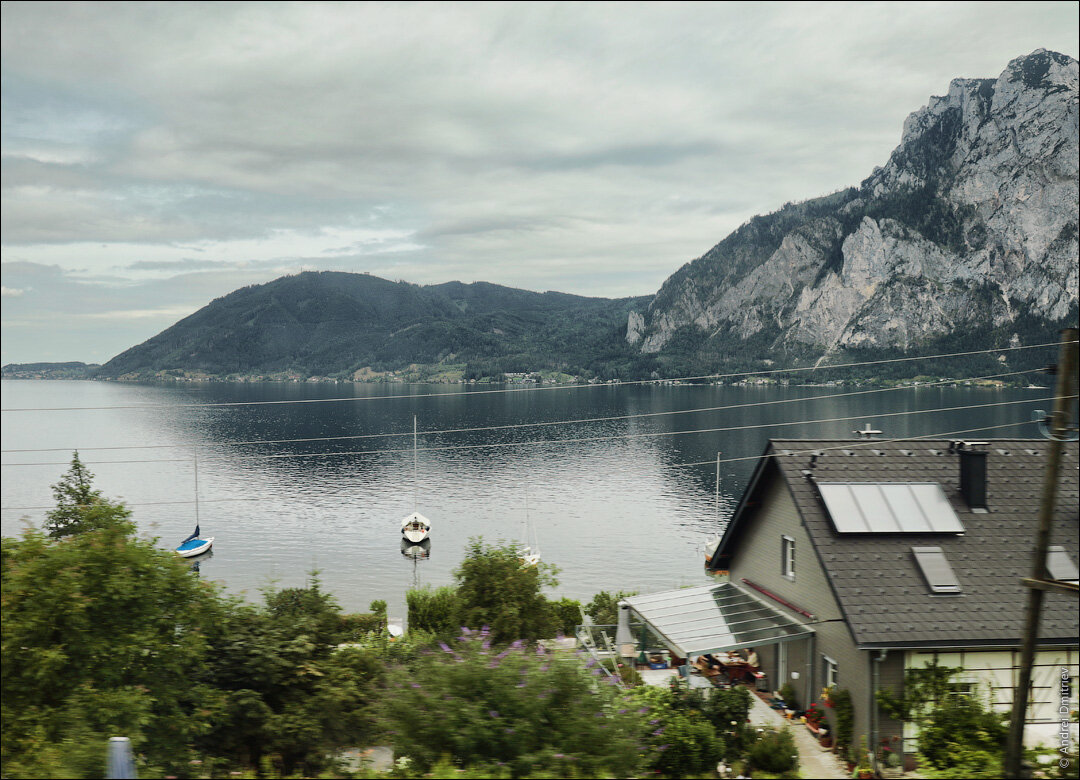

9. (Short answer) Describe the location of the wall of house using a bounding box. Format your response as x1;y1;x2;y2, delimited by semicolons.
727;475;873;747
902;647;1080;752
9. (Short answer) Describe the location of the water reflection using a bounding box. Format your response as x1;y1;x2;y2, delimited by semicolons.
400;538;431;560
183;548;214;575
1;380;1046;617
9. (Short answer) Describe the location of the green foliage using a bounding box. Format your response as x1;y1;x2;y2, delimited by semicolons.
43;452;134;539
745;727;800;776
453;538;559;645
631;681;753;777
1;521;222;777
830;686;855;757
778;681;799;711
405;584;462;638
583;590;637;626
376;630;643;777
916;692;1007;776
876;661;1008;777
549;597;583;636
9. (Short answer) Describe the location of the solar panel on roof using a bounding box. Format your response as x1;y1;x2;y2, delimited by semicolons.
816;482;965;534
911;546;962;593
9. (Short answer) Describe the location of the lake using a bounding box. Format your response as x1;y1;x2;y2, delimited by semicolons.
0;379;1049;619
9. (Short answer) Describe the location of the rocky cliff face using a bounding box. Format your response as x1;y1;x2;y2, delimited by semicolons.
632;50;1079;363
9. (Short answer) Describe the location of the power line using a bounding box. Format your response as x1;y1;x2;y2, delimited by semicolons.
0;394;1059;468
0;418;1045;513
0;368;1035;455
0;339;1068;413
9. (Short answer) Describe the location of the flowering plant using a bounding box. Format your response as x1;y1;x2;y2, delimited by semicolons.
804;703;826;727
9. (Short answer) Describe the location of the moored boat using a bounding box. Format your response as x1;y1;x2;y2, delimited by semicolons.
401;512;431;543
177;524;214;557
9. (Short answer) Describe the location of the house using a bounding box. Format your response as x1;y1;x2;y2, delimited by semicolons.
622;438;1078;770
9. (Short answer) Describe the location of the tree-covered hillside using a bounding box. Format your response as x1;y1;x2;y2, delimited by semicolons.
97;272;654;381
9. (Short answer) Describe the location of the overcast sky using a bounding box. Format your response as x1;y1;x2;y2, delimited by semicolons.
2;1;1077;364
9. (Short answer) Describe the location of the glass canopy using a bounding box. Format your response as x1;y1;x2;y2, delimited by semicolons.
623;582;813;657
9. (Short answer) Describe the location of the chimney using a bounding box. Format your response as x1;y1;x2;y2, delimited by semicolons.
959;448;988;510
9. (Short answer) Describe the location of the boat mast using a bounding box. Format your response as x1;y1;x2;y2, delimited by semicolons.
194;446;200;527
413;415;418;511
714;451;721;524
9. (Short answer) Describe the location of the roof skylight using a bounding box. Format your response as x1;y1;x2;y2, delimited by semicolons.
912;546;963;594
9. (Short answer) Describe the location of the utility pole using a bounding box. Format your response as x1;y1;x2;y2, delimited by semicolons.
1004;328;1078;778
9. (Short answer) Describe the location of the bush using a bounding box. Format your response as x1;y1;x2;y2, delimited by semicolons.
377;629;642;777
779;681;799;711
745;727;799;775
549;597;583;636
405;585;461;637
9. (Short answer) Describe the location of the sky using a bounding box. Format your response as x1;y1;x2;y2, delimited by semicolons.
2;2;1078;364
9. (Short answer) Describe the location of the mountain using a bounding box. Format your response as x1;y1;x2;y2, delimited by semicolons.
93;51;1078;383
98;272;651;380
628;50;1078;375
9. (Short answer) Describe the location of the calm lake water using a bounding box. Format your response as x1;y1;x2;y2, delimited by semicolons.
0;379;1049;618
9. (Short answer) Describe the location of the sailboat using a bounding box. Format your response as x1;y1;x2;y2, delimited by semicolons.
517;483;541;568
176;524;214;558
177;448;214;557
400;416;431;543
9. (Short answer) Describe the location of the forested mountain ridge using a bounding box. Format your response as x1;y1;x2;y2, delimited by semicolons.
628;50;1079;373
97;272;651;380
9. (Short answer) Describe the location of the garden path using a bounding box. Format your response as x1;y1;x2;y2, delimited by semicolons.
746;693;851;779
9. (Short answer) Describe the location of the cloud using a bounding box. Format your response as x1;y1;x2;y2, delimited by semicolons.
1;2;1077;362
1;285;25;297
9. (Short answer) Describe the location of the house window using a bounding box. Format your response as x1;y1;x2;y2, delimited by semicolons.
782;535;796;580
823;655;838;688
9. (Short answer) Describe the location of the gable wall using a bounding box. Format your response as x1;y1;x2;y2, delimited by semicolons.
727;474;874;742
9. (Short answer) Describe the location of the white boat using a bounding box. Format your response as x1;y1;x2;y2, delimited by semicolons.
401;511;431;543
177;524;214;557
517;483;541;568
703;533;721;564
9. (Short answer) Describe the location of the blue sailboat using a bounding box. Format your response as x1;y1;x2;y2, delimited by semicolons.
176;448;213;558
176;523;214;558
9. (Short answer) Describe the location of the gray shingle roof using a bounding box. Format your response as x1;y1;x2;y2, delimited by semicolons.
742;439;1077;648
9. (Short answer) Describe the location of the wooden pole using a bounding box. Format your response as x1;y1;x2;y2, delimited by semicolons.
1004;328;1078;777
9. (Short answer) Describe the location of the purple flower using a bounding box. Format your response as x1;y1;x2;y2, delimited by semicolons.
652;728;665;736
540;663;550;671
553;754;564;759
489;710;500;718
618;709;628;714
637;707;649;714
657;744;669;752
411;683;422;688
649;719;660;725
461;626;472;635
585;657;597;668
510;640;524;649
439;642;453;654
516;682;527;688
536;645;546;656
481;625;491;635
482;637;492;651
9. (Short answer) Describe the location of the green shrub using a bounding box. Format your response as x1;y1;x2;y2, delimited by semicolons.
746;727;799;775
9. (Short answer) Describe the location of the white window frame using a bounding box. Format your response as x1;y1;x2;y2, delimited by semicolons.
823;655;838;689
782;535;796;580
